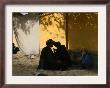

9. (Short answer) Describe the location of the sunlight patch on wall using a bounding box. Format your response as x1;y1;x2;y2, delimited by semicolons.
39;13;66;49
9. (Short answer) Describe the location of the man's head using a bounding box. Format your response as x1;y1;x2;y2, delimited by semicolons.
81;48;87;55
46;39;54;47
53;42;61;48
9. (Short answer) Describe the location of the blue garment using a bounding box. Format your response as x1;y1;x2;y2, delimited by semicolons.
81;54;93;69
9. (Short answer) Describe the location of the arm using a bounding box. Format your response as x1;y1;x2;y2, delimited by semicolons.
46;50;55;64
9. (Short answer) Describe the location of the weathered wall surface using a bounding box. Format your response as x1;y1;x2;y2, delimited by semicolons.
67;13;98;54
68;28;98;52
13;13;40;55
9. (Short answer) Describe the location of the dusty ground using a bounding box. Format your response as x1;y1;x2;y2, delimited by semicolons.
12;52;98;76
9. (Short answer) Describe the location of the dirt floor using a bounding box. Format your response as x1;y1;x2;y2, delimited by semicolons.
12;52;98;76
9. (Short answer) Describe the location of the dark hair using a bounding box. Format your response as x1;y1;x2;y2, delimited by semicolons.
46;39;53;46
81;48;88;54
54;42;61;47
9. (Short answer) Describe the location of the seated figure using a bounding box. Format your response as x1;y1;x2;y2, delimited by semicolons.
54;42;72;70
13;43;20;54
80;49;93;69
38;39;57;70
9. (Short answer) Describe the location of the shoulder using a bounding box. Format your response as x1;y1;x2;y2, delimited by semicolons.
41;47;47;52
42;47;51;51
61;45;66;48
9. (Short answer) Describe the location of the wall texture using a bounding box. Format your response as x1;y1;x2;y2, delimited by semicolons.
67;13;98;53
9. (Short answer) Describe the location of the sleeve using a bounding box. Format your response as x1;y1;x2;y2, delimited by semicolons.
46;50;55;64
38;49;46;69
